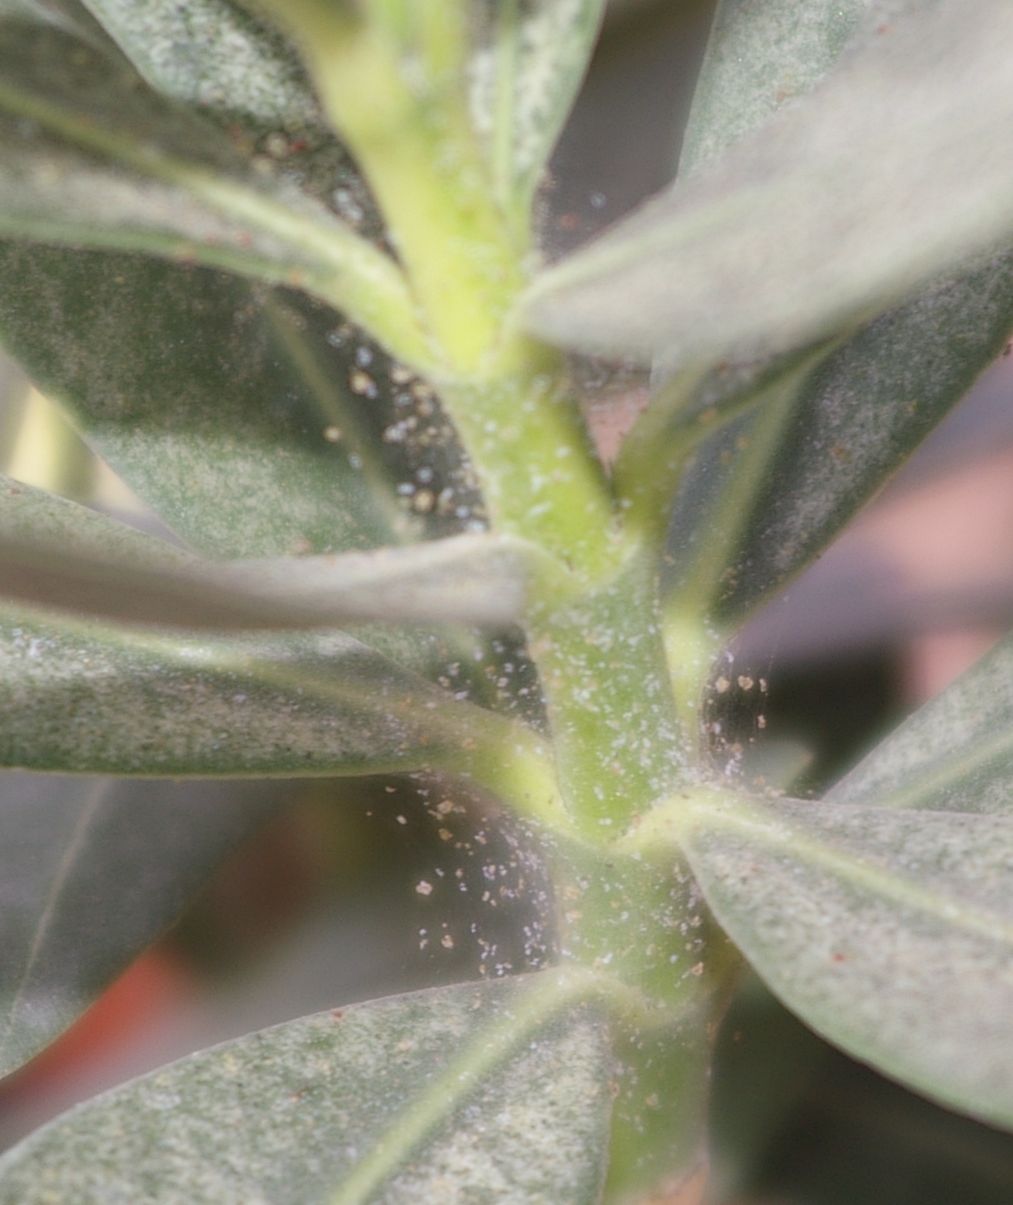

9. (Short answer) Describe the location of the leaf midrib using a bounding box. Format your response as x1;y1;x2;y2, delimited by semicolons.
0;779;111;1056
687;798;1013;949
831;724;1013;814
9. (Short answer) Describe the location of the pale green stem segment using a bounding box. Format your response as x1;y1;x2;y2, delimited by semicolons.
254;0;693;843
0;82;435;374
661;616;722;768
552;840;739;1199
439;338;618;577
414;1;470;81
527;551;689;835
328;968;596;1205
264;1;525;374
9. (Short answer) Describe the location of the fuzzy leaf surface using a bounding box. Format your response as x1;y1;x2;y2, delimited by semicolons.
0;605;529;778
661;256;1013;621
81;0;319;130
0;256;440;558
0;975;612;1203
0;478;541;628
470;0;606;218
678;0;872;177
523;0;1013;363
639;0;1013;621
680;793;1013;1130
0;11;414;334
829;632;1013;816
78;0;380;216
0;772;280;1077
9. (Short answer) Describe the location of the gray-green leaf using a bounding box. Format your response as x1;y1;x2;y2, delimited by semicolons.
0;258;429;559
523;0;1013;364
0;974;613;1203
644;0;1013;622
0;14;424;360
829;631;1013;816
79;0;377;217
0;477;545;629
662;254;1013;621
679;792;1013;1130
81;0;319;131
470;0;606;223
0;605;535;780
678;0;872;177
0;771;280;1077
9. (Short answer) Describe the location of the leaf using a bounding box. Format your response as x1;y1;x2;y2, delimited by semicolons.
470;0;607;223
0;254;516;705
0;475;548;629
78;0;380;219
0;4;457;559
522;0;1013;363
0;603;543;782
711;979;1013;1205
1;532;539;630
662;254;1013;622
678;0;873;177
828;631;1013;816
677;791;1013;1130
1;0;109;41
634;0;1013;623
0;12;426;361
0;973;613;1203
81;0;321;132
0;256;427;557
0;771;281;1078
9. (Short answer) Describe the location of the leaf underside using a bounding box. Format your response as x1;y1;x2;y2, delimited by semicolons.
523;0;1013;365
0;601;514;777
0;772;281;1077
663;253;1013;622
0;975;613;1204
0;474;535;630
829;630;1013;816
645;0;1013;623
682;793;1013;1131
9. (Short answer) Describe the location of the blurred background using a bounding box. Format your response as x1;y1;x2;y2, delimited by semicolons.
2;1;1013;1201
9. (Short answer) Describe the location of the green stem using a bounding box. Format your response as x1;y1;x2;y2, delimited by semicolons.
527;551;689;836
286;8;523;373
553;841;739;1199
440;337;618;577
663;613;721;767
258;2;690;841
